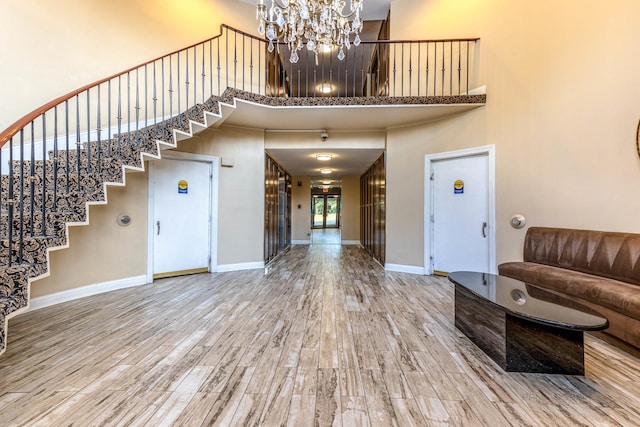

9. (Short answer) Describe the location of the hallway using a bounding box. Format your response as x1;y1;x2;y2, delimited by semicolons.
1;245;640;425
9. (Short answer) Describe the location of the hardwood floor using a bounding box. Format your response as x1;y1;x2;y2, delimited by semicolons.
1;244;640;426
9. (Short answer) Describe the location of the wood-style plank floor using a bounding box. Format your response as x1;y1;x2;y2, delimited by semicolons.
1;244;640;426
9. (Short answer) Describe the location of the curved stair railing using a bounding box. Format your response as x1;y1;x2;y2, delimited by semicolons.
0;24;481;355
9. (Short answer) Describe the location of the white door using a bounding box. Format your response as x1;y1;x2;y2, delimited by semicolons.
153;159;211;278
431;153;490;274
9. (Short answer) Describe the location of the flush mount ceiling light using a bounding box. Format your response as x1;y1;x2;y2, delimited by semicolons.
322;180;332;185
315;153;332;161
256;0;364;63
320;168;332;174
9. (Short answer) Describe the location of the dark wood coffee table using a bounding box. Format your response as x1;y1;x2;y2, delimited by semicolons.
448;271;608;375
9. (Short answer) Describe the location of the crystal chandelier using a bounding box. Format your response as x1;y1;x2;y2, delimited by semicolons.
257;0;364;63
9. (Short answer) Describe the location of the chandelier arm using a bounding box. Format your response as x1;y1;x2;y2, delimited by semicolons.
334;8;360;20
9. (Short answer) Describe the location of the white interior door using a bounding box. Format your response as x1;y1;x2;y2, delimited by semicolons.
431;153;490;274
153;159;211;278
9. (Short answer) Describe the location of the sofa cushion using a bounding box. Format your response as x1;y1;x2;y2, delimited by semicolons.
523;227;640;285
499;261;640;322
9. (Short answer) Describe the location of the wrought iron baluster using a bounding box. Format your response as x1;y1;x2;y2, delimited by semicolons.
450;41;453;96
360;45;365;97
329;53;333;98
76;96;81;192
185;49;190;112
41;114;46;235
135;69;140;144
250;39;254;95
433;43;437;97
169;56;174;124
127;72;131;147
108;80;112;157
17;130;24;264
234;31;238;90
426;42;430;97
441;41;445;96
393;43;397;97
217;37;221;96
417;43;421;96
153;63;157;126
86;90;91;173
178;54;182;127
29;121;35;237
65;100;70;192
117;76;122;158
7;135;14;265
209;40;214;99
352;47;356;97
401;42;405;96
466;41;470;95
226;27;229;91
242;35;245;92
202;43;206;104
97;85;101;174
53;106;58;211
458;41;462;95
144;65;148;129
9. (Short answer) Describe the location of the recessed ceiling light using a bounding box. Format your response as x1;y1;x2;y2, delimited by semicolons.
316;154;332;161
320;168;332;175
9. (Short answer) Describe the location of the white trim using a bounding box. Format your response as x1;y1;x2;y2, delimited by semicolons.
28;275;147;311
292;240;311;245
424;145;497;276
341;240;361;245
216;261;265;273
147;153;220;282
385;263;426;275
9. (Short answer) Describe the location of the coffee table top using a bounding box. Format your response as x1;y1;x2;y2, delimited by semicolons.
449;271;609;331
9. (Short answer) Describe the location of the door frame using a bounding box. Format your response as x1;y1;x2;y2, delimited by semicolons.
424;145;496;276
311;194;341;229
146;151;220;283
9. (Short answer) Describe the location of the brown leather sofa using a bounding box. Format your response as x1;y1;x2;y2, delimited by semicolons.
498;227;640;348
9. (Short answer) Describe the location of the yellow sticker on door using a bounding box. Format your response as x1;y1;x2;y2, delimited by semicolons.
178;179;188;194
454;179;464;194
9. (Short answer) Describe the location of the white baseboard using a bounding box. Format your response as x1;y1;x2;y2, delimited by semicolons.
29;275;148;311
341;240;361;245
292;240;311;245
216;261;265;273
384;263;426;275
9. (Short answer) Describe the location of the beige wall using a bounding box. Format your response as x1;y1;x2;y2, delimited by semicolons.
387;0;640;268
291;176;312;242
340;176;361;242
177;126;265;266
0;0;257;132
31;171;148;298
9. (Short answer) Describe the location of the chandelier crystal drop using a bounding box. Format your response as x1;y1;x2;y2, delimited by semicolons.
257;0;364;63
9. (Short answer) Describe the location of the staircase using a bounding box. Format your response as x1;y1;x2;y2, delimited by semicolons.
0;25;482;356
